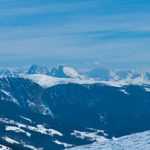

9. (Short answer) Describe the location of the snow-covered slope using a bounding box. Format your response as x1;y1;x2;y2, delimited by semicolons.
24;74;97;88
69;130;150;150
23;74;150;88
63;67;81;78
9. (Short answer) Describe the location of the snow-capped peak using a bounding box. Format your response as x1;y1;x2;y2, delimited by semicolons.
63;66;80;78
49;65;81;79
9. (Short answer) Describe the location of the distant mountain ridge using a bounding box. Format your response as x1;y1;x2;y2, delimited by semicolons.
0;64;149;86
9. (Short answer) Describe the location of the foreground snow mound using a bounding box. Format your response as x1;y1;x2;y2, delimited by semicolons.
69;130;150;150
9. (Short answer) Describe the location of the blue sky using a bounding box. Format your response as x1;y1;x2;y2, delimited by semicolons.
0;0;150;70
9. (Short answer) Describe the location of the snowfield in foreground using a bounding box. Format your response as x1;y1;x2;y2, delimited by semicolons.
69;130;150;150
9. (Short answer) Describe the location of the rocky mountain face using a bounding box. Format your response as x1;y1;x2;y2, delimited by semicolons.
28;64;49;75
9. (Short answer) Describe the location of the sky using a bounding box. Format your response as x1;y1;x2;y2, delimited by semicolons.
0;0;150;70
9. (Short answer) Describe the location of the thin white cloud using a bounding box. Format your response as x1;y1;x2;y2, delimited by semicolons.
0;1;100;17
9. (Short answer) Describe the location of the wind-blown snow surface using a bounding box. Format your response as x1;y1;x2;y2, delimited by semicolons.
69;130;150;150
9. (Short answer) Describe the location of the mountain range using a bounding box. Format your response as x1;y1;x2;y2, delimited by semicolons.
0;64;150;83
0;64;150;149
